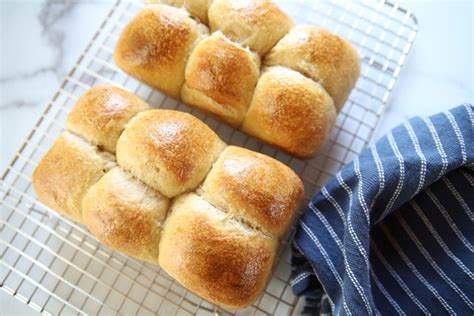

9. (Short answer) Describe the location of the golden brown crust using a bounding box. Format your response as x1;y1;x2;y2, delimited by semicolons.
116;109;226;198
82;168;169;263
181;32;260;126
32;132;115;222
199;146;303;237
242;67;337;158
158;193;277;308
66;84;150;153
114;5;209;99
265;25;360;110
208;0;293;55
145;0;213;24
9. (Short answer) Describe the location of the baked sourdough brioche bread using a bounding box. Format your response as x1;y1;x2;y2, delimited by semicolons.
115;0;360;158
265;25;361;111
242;66;337;158
159;193;278;308
181;31;261;127
32;84;304;308
116;109;226;198
66;84;150;153
198;145;303;238
82;167;169;263
114;5;209;99
32;132;115;222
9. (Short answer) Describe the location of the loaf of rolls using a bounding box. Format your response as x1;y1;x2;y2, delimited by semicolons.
115;0;360;158
32;84;304;308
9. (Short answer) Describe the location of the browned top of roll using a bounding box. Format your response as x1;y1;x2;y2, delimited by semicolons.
265;25;360;110
182;31;260;126
116;109;226;198
200;146;304;237
32;132;115;222
114;5;208;98
208;0;294;55
158;193;277;308
66;84;150;153
82;167;169;263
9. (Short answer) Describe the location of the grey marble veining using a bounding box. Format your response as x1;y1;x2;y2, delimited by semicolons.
0;0;112;169
1;1;76;109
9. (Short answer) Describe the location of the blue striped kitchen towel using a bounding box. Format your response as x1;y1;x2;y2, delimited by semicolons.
291;104;473;315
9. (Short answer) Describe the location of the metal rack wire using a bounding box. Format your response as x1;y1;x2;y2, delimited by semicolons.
0;0;418;314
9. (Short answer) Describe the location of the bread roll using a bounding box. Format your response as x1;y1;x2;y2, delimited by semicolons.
66;84;150;153
159;193;277;308
116;110;226;198
82;168;169;263
181;32;260;126
199;146;303;237
208;0;293;55
265;25;360;110
114;5;209;99
145;0;213;24
242;67;336;158
32;132;115;222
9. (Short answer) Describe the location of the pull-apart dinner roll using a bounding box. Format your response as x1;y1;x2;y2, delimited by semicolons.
32;132;115;222
145;0;213;24
242;67;336;158
208;0;293;55
265;25;360;110
33;84;305;309
199;146;303;238
159;193;278;308
82;167;169;263
66;84;150;153
115;1;361;158
116;110;226;198
181;31;260;126
114;5;209;99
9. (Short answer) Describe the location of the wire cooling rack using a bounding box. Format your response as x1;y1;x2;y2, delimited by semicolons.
1;0;418;315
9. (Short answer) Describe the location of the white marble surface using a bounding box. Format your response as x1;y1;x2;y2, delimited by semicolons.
0;0;473;315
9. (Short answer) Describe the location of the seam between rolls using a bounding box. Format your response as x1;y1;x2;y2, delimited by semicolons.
193;190;276;240
194;146;276;240
62;130;117;220
260;65;338;115
177;6;212;99
175;1;274;126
